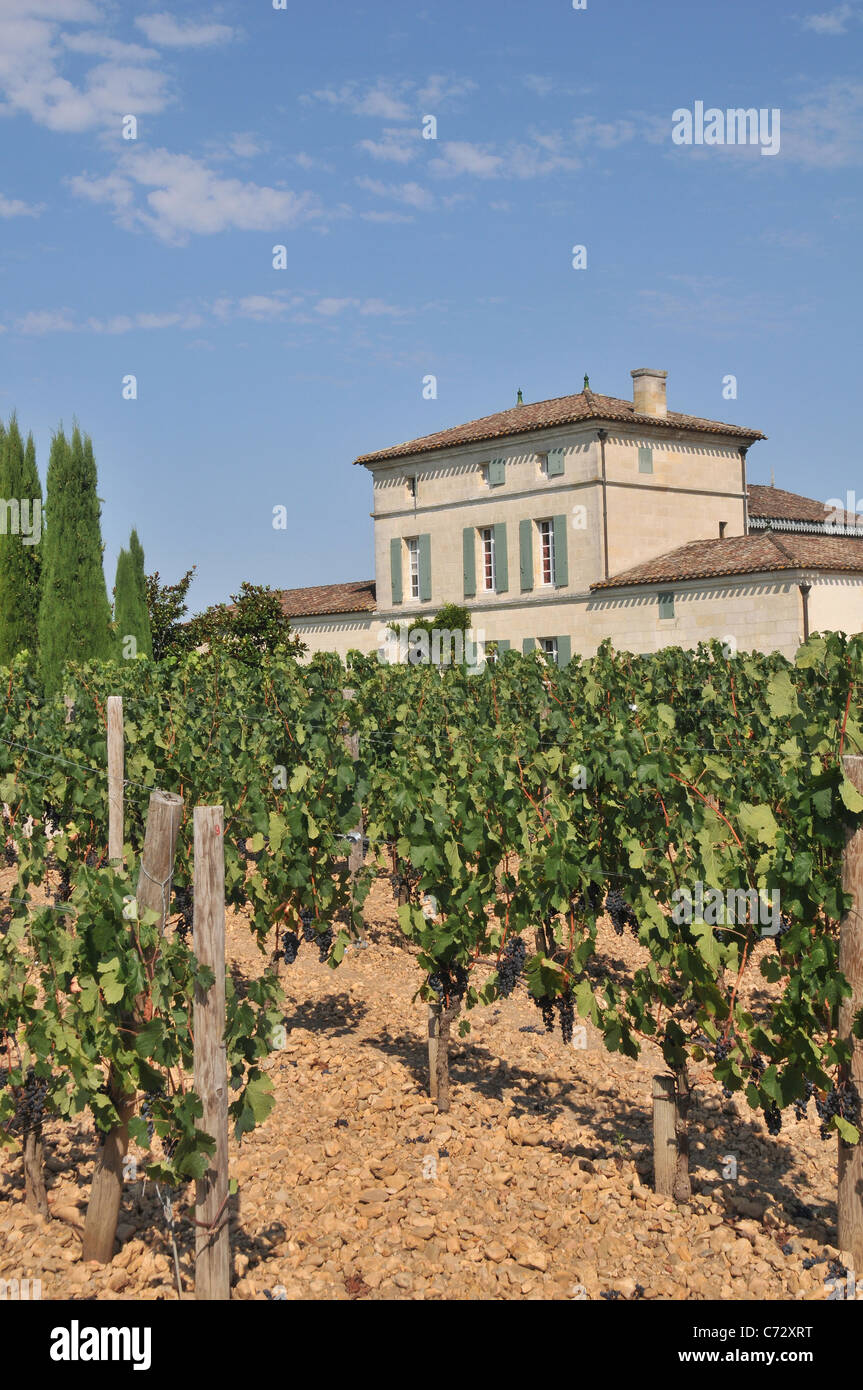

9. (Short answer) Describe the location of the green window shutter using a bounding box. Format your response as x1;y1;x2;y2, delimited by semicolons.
390;538;402;605
547;448;565;477
493;522;508;593
523;637;536;655
519;519;533;591
496;639;510;654
463;527;476;598
638;446;653;474
552;514;568;586
557;635;572;668
658;591;674;620
418;533;432;602
488;457;506;486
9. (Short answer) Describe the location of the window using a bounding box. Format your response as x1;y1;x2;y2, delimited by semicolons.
538;519;555;585
483;458;505;487
658;592;674;620
719;520;727;538
480;527;495;591
638;446;654;474
406;536;420;600
538;453;549;478
540;637;559;665
406;475;417;501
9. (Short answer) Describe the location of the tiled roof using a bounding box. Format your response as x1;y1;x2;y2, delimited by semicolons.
279;580;376;618
591;533;863;590
747;483;831;522
354;388;765;465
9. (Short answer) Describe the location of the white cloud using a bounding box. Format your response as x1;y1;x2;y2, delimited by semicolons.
15;309;78;334
799;3;860;33
358;126;419;163
360;209;414;224
134;12;235;48
303;76;474;121
226;132;263;159
68;147;322;243
0;192;44;217
12;305;202;334
0;4;171;132
782;79;863;167
522;74;555;97
356;175;435;209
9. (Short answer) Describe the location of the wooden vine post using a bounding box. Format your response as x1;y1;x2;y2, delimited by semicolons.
107;696;124;862
652;1070;691;1202
193;805;230;1300
341;689;365;883
839;754;863;1275
82;789;183;1264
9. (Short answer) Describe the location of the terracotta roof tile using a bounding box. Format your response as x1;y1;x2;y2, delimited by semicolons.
591;533;863;590
354;389;765;465
278;580;376;618
747;483;831;522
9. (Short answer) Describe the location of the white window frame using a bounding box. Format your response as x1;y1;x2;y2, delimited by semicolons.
537;452;549;479
540;637;559;665
538;519;555;586
406;536;420;600
480;526;495;592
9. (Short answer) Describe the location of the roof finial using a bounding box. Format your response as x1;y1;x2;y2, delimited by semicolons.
770;468;775;488
583;373;590;392
516;388;524;405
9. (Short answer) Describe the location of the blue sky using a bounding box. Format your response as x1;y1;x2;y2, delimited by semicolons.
0;0;861;610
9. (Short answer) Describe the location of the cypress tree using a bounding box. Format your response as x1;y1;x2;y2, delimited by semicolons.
0;416;43;665
113;534;151;661
128;528;152;658
38;425;113;691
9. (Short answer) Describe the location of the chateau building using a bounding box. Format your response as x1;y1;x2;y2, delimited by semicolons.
284;368;863;663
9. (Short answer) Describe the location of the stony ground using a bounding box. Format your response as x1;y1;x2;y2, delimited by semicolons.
0;866;849;1301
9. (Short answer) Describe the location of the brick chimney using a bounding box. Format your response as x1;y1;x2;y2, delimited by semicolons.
631;367;667;418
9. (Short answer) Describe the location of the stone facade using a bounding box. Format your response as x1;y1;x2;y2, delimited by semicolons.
289;369;863;663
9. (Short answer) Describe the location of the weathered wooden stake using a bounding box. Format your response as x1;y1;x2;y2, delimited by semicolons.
428;1002;441;1104
107;696;124;863
653;1071;691;1201
23;1129;48;1215
82;789;183;1264
653;1074;676;1197
839;754;863;1275
193;805;230;1300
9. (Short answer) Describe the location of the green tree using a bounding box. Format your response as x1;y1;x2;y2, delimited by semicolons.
38;426;113;692
113;529;152;660
189;582;306;665
145;566;196;660
0;417;43;665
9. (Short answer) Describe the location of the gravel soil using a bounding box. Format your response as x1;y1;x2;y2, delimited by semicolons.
0;865;848;1301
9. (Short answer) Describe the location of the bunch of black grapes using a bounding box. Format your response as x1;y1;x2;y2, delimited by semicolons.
605;889;639;940
816;1078;861;1142
173;886;194;943
496;937;526;999
428;963;469;1004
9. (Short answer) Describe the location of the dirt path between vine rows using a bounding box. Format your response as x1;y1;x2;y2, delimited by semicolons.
0;867;849;1301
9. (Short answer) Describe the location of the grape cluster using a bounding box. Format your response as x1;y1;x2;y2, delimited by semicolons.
12;1068;48;1135
282;931;300;966
173;886;193;943
496;937;526;999
605;889;638;939
794;1080;815;1121
532;994;556;1034
749;1052;765;1079
316;926;334;962
764;1103;782;1136
815;1078;861;1142
140;1094;156;1144
3;839;16;868
300;910;316;943
54;867;72;906
428;964;468;1003
556;992;575;1046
